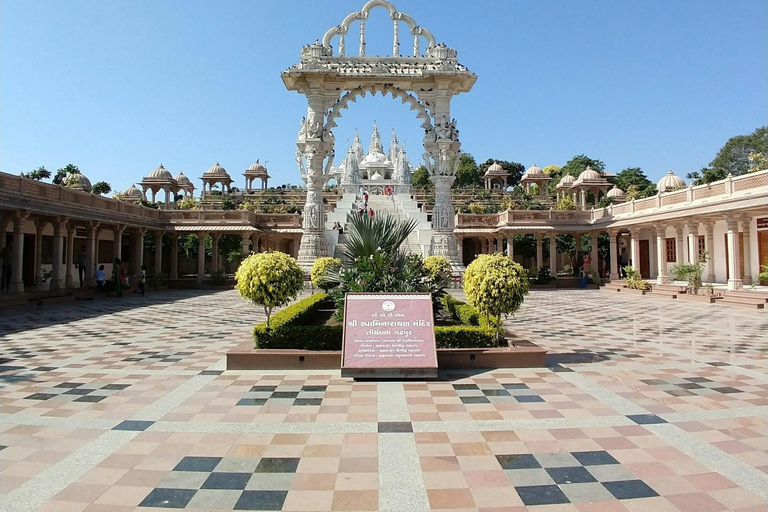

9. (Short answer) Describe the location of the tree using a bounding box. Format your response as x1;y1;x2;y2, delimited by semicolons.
177;196;197;210
453;153;481;188
553;196;575;210
560;155;605;178
710;126;768;176
22;166;51;181
311;257;342;291
91;181;112;195
53;164;80;185
411;165;432;190
686;167;728;186
541;165;561;175
748;151;768;172
235;252;304;329
613;167;656;198
423;256;452;292
477;159;525;188
463;254;529;343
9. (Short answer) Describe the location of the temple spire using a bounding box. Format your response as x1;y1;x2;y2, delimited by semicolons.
368;122;384;155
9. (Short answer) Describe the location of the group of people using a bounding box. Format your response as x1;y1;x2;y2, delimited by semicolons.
356;190;375;219
331;222;344;233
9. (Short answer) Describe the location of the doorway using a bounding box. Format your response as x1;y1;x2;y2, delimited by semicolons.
639;240;650;279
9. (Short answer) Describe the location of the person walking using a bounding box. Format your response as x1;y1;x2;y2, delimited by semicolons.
619;248;628;278
77;246;87;287
138;265;147;296
112;258;123;297
368;207;374;220
95;265;106;293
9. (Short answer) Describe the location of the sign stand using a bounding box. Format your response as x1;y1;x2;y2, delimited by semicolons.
341;293;438;379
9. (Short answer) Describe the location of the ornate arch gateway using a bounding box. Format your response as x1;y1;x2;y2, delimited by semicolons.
282;0;477;268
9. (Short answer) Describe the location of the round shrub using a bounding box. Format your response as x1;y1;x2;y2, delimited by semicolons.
463;254;529;341
311;257;342;291
235;252;304;328
424;255;452;291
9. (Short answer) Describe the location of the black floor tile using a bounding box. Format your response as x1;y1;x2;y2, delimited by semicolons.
496;454;541;470
626;414;667;425
113;420;155;431
138;488;197;508
234;490;288;511
713;387;742;394
54;382;84;388
677;383;703;390
515;484;570;506
452;384;479;390
101;384;130;390
293;398;323;406
571;450;619;466
250;386;277;392
502;383;530;390
378;421;413;433
75;395;106;403
64;388;95;395
254;457;300;473
237;398;268;406
461;396;490;404
173;456;222;472
301;385;327;392
684;377;713;383
270;391;299;399
198;370;224;375
201;472;251;490
666;389;695;397
603;479;659;500
25;393;58;401
515;395;545;403
546;466;597;484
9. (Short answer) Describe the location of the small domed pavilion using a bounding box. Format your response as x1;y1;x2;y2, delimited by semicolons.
62;173;92;193
483;161;508;190
244;160;270;191
606;184;627;203
122;184;143;202
519;163;551;199
657;170;686;193
200;162;233;196
140;164;179;207
555;174;575;201
173;172;195;197
571;166;611;208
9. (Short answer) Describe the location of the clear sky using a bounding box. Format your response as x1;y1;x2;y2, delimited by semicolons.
2;0;765;194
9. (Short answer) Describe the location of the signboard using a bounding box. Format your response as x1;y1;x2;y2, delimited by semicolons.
757;217;768;230
341;293;438;379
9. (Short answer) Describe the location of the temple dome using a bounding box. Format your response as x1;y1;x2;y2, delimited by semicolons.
246;160;269;176
63;173;92;192
524;163;544;177
361;152;389;165
148;164;173;180
657;170;686;192
174;172;192;186
557;174;575;188
370;171;384;181
606;185;626;200
577;166;602;182
124;184;142;199
204;162;229;177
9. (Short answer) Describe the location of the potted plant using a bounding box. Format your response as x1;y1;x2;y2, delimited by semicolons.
39;268;53;291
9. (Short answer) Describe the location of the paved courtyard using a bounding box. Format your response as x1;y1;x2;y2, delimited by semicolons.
0;289;766;512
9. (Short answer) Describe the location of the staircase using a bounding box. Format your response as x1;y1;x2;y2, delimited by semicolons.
325;192;434;260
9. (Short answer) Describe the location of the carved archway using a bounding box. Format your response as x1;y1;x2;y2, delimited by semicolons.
324;85;433;133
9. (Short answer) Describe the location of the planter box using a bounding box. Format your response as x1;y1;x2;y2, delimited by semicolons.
227;342;547;370
677;294;719;304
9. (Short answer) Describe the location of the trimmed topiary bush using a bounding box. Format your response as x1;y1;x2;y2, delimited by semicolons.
435;326;497;348
424;255;452;291
236;251;304;329
464;254;529;342
311;257;342;291
253;293;342;350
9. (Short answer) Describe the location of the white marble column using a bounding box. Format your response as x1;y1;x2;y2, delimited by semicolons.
725;218;742;290
704;222;715;283
242;231;251;255
51;219;66;291
85;223;98;288
535;233;543;269
674;225;684;265
170;233;179;280
34;220;46;288
113;225;124;262
741;218;752;285
153;231;164;276
197;232;207;283
590;231;599;273
629;229;640;277
686;221;698;264
65;224;75;288
609;230;619;281
656;227;668;284
251;233;260;254
11;214;27;293
508;234;515;260
549;233;558;272
211;234;219;272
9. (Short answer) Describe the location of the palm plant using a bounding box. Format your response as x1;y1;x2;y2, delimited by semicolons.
340;214;419;262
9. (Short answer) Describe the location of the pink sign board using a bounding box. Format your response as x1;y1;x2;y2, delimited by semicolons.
342;293;438;378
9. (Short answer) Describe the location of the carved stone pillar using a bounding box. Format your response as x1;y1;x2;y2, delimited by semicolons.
549;233;558;272
741;218;752;285
211;234;219;272
535;233;544;269
725;218;742;290
34;220;46;288
674;224;684;264
508;234;515;260
11;213;27;293
133;228;146;277
153;231;164;276
429;174;460;266
242;231;251;256
629;229;640;277
113;225;124;262
609;230;619;281
686;221;698;264
251;233;260;253
656;227;668;285
704;222;715;283
65;223;76;288
51;219;66;291
170;233;179;280
85;222;99;288
590;231;599;274
197;232;207;283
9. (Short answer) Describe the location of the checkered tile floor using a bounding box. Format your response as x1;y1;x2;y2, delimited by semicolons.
0;288;766;512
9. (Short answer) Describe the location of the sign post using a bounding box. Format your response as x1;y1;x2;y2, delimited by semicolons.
341;293;438;379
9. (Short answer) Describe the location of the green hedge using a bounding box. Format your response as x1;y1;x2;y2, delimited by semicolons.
254;292;497;350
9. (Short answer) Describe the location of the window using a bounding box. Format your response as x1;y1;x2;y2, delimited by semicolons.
698;235;705;259
666;238;676;262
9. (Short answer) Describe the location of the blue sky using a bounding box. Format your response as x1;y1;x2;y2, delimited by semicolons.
2;0;765;194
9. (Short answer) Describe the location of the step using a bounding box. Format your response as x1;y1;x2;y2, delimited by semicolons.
653;284;688;294
723;290;768;302
677;294;720;304
718;297;766;309
648;289;677;298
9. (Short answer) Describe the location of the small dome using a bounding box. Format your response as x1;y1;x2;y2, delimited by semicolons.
577;166;602;182
247;160;266;172
204;162;229;177
63;173;92;192
370;171;384;181
557;174;575;188
606;185;626;199
525;163;543;176
148;163;173;180
245;159;270;178
174;172;192;186
124;184;142;198
657;170;686;192
361;152;389;165
489;161;503;172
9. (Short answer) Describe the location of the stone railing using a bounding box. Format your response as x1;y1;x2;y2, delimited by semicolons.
0;172;163;223
455;213;500;227
255;213;303;229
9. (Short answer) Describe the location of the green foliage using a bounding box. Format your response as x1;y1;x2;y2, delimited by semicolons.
614;167;656;198
624;266;650;290
553;196;575;210
411;165;432;190
311;257;342;291
341;214;418;262
514;234;537;259
686;167;727;185
756;264;768;285
53;164;80;185
669;252;708;294
596;196;613;209
478;159;526;188
424;256;452;291
710;126;768;176
441;295;480;326
583;265;602;285
748;151;768;172
434;326;497;348
464;254;529;342
536;266;551;285
209;271;227;285
22;166;51;181
91;181;112;195
453;153;482;189
220;195;241;210
177;196;197;210
235;252;304;328
253;293;342;350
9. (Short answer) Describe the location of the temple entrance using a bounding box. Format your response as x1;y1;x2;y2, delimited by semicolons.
639;240;650;279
